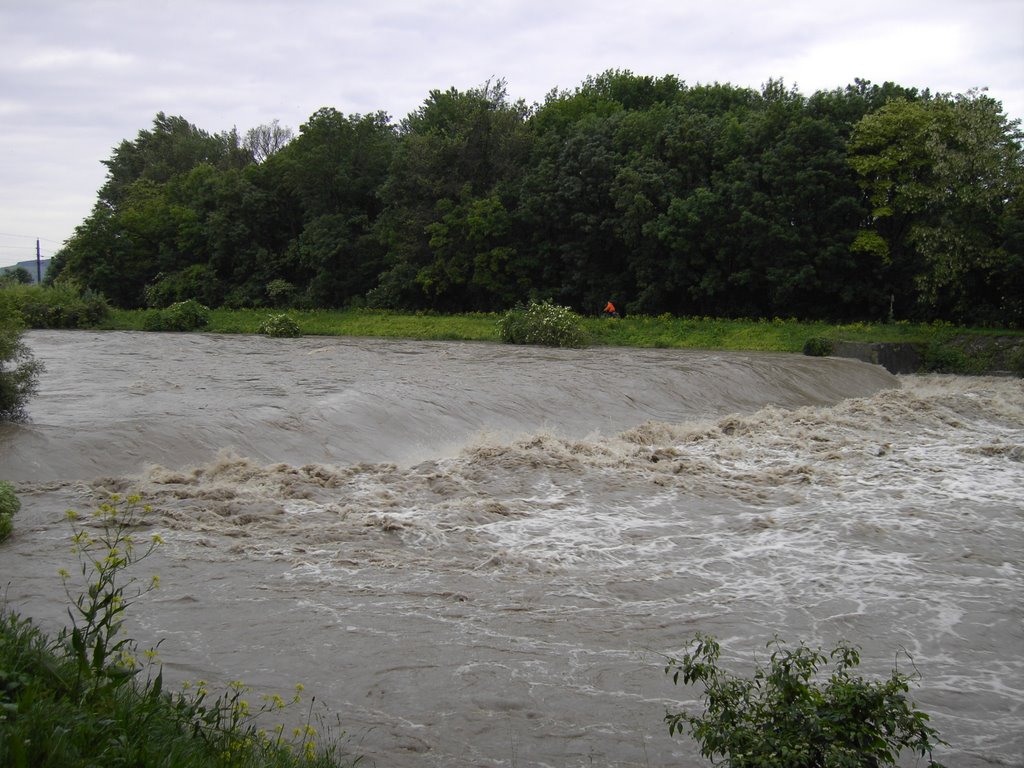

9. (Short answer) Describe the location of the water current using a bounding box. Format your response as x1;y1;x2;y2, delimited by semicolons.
1;330;1022;767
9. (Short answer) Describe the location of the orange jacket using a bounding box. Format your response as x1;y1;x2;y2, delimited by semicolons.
604;302;616;314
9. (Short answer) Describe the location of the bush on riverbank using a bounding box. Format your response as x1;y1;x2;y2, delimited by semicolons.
143;299;211;332
497;301;588;347
258;313;302;338
0;281;110;329
0;302;44;422
0;495;360;768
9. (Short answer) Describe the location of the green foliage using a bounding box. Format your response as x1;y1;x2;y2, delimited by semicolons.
920;341;972;374
265;279;297;308
59;496;162;702
2;281;110;329
257;313;302;338
0;481;19;542
0;302;44;421
664;633;946;768
848;92;1024;323
802;337;834;357
143;299;210;332
0;494;360;767
0;267;33;286
497;301;588;347
48;76;1024;327
144;265;223;309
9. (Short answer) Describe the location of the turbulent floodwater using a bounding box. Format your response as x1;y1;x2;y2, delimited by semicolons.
1;330;1022;767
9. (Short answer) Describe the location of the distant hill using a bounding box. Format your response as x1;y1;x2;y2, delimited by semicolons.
1;258;51;284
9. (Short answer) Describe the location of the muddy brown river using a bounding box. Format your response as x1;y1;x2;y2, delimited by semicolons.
1;330;1021;766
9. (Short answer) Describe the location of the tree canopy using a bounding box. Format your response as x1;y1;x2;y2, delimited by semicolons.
49;73;1024;326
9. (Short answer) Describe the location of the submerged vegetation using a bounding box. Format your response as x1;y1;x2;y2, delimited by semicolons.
0;495;359;768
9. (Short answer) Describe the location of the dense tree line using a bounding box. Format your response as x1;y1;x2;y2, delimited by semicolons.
48;72;1024;325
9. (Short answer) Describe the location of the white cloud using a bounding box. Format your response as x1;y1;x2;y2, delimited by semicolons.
15;46;135;72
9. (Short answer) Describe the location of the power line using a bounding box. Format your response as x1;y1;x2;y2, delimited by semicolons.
0;232;62;245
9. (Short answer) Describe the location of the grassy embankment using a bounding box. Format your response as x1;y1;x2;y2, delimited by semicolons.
97;308;1024;372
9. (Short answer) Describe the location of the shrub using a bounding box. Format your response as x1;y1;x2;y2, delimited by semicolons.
0;303;44;421
802;336;834;357
0;481;19;542
2;281;110;329
497;301;587;348
258;313;302;338
143;299;210;332
920;341;970;373
664;633;946;768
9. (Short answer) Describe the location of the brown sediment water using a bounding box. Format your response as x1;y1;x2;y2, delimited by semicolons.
1;330;1021;767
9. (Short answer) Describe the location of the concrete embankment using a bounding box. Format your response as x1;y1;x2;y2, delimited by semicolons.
830;335;1024;375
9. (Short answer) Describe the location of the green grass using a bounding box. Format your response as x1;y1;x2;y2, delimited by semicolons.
584;315;1024;352
102;308;504;341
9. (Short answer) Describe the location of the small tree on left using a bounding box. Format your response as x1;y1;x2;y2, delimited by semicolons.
0;297;44;421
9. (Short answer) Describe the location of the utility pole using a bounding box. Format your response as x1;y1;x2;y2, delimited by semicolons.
36;239;41;284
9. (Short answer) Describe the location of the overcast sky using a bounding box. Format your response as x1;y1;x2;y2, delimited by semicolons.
2;0;1022;267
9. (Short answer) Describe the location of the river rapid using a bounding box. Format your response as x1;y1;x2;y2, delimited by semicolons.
1;330;1022;767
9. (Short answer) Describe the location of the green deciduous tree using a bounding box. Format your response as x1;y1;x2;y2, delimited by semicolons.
373;79;532;310
665;634;947;768
849;92;1023;323
44;75;1024;325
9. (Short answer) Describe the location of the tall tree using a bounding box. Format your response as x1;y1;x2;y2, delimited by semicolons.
849;92;1024;322
373;79;532;310
99;112;249;209
244;119;294;163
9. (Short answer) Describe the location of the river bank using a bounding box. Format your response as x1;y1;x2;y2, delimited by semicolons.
96;307;1024;375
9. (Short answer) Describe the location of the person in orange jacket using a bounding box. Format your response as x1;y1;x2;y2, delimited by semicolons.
603;300;619;318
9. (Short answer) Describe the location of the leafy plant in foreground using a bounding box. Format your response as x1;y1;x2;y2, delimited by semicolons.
664;633;946;767
58;496;163;703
